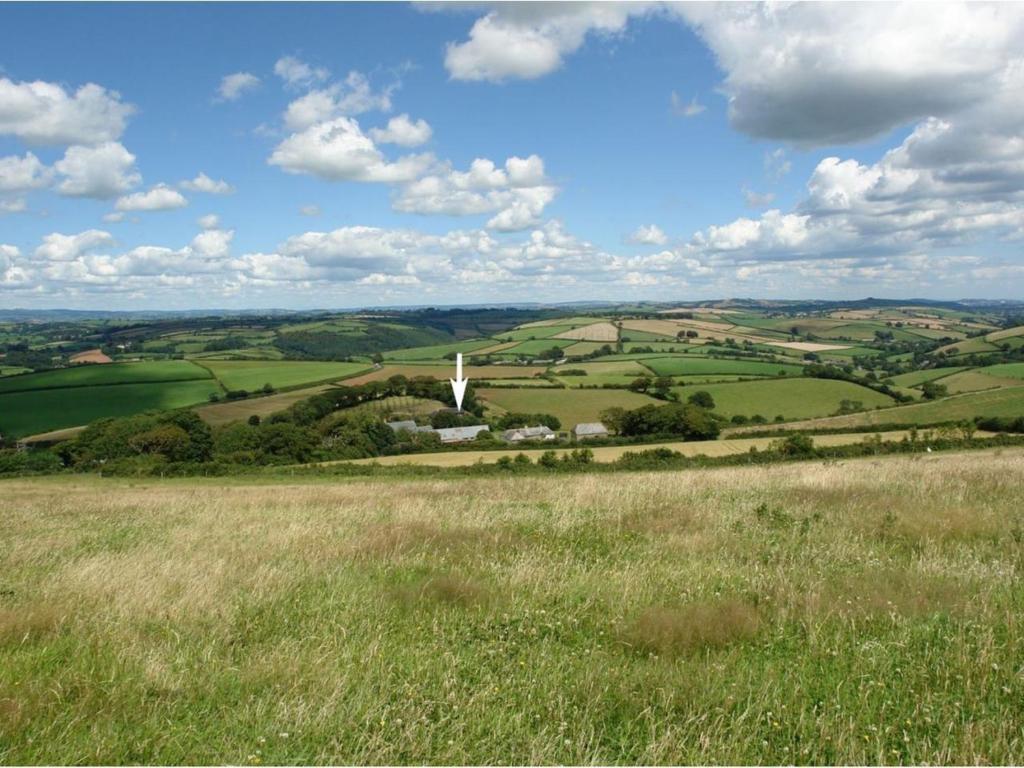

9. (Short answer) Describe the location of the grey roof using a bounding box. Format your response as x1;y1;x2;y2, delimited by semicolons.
386;420;419;433
503;425;555;441
573;422;608;436
435;424;491;442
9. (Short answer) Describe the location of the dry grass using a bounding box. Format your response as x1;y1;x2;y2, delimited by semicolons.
2;449;1024;763
622;600;761;655
552;322;620;342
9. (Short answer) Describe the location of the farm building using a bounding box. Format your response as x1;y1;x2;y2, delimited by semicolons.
435;425;491;443
502;425;556;442
385;420;422;434
573;422;608;440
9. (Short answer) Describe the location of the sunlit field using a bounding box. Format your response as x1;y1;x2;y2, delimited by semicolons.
2;449;1023;764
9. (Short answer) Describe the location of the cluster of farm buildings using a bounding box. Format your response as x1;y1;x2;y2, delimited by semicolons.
385;420;608;444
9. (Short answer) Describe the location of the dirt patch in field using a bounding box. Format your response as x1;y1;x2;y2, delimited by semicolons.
69;349;112;364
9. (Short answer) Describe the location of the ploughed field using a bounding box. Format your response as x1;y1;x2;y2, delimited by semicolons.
2;449;1023;764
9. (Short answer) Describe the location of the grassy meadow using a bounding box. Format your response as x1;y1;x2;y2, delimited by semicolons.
197;361;371;392
2;450;1024;763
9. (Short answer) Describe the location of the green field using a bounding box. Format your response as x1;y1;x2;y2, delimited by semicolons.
478;387;659;426
501;338;577;357
977;362;1024;380
673;378;895;420
887;367;968;387
382;339;497;361
3;451;1024;763
644;357;804;377
0;380;223;438
198;361;371;392
0;361;211;394
731;384;1024;433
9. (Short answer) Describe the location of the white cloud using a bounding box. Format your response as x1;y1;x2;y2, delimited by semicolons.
369;114;432;147
190;227;234;259
102;211;126;223
269;116;434;183
444;4;653;82
0;77;134;146
217;72;260;102
0;199;27;214
198;214;220;230
743;187;775;208
274;56;330;88
628;224;668;245
181;172;234;195
393;154;557;231
0;152;52;193
670;91;705;118
299;205;321;217
0;244;31;287
282;71;394;131
35;229;115;262
676;2;1024;145
764;149;791;180
115;184;189;212
54;142;140;199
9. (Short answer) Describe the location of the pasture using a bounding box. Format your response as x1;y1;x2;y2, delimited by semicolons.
197;361;370;392
673;378;896;421
643;357;803;377
0;360;211;394
2;450;1023;763
478;387;659;426
729;384;1024;433
0;380;223;438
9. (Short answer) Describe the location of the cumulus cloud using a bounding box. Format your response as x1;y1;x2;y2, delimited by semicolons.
282;71;395;131
743;187;775;208
181;172;234;194
115;184;189;212
0;152;53;193
676;2;1024;146
670;91;705;118
35;229;115;262
0;77;134;146
0;243;31;286
369;114;432;147
393;154;557;231
198;214;220;230
627;224;668;245
444;3;653;82
269;116;434;183
54;142;140;199
217;72;260;102
274;56;330;89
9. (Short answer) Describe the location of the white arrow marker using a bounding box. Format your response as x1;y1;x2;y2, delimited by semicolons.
450;352;469;411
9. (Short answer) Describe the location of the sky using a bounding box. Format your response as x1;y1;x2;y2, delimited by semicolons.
1;1;1023;310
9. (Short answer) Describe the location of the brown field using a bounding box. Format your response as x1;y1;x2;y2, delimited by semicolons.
767;341;852;352
331;430;925;467
553;322;620;342
620;319;688;337
69;349;113;364
344;364;549;385
18;426;87;444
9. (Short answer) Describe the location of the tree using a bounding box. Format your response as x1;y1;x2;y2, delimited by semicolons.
599;406;626;435
248;415;261;426
687;390;715;409
921;381;948;400
628;375;652;393
653;377;673;398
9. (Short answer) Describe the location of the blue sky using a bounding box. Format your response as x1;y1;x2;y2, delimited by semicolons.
1;2;1022;309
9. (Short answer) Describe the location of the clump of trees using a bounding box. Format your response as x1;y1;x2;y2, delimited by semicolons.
601;401;720;441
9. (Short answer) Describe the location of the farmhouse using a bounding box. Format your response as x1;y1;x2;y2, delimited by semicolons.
573;422;608;440
435;425;490;443
502;425;556;442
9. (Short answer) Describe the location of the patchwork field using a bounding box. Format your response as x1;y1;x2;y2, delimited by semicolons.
478;387;659;426
345;364;548;386
644;357;803;377
3;451;1024;763
195;385;339;426
553;322;620;342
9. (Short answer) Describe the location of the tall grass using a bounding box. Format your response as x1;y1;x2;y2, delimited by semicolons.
1;449;1023;763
